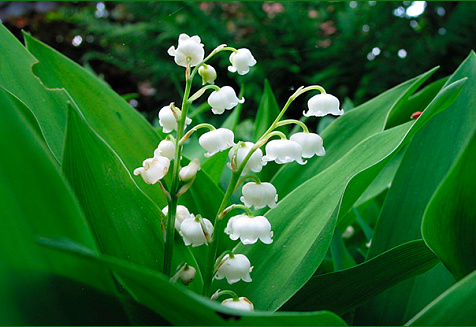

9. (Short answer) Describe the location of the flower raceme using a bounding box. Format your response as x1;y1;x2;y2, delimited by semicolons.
215;254;252;284
208;86;244;115
179;216;214;247
133;156;170;184
225;214;273;245
158;105;192;133
228;48;257;75
304;93;344;117
262;139;307;165
240;182;278;209
199;128;235;158
167;33;205;67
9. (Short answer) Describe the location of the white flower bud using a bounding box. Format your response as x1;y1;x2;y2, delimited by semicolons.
199;128;235;158
198;64;217;85
228;48;257;75
228;142;265;175
158;106;192;133
167;33;205;67
262;139;307;165
225;214;273;245
179;265;196;285
221;297;254;311
179;158;201;182
304;94;344;117
289;132;326;158
162;205;194;231
179;217;213;247
240;182;278;209
207;86;244;115
154;140;176;160
215;254;252;284
133;156;170;184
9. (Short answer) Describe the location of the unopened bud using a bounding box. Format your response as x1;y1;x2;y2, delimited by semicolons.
179;265;196;285
198;64;217;85
179;158;201;182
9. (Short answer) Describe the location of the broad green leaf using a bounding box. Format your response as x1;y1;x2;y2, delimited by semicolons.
253;80;282;141
330;231;357;271
227;77;465;312
0;86;122;324
356;52;476;326
281;240;439;314
422;125;476;280
272;67;438;199
406;269;476;326
39;238;347;326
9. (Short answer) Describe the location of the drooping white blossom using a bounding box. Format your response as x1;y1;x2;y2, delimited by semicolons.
215;254;252;284
179;158;201;182
228;142;265;175
154;139;176;160
289;132;326;158
207;86;244;115
158;105;192;133
162;205;194;231
221;297;254;311
133;156;170;184
199;128;235;158
225;214;273;245
167;33;205;67
304;93;344;117
228;48;257;75
198;64;217;85
240;182;278;209
179;217;213;247
262;139;307;165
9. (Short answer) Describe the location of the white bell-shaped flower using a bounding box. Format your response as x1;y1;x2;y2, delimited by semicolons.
228;48;257;75
240;182;278;209
133;156;170;184
215;254;252;284
179;217;213;247
225;214;273;245
179;158;201;182
262;139;307;165
289;132;326;158
198;64;217;85
158;106;192;133
228;142;265;175
162;205;194;231
304;93;344;117
167;33;205;67
199;128;235;158
221;297;254;311
208;86;244;115
154;140;176;160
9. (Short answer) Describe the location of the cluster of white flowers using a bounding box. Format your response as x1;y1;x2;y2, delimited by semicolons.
133;33;343;312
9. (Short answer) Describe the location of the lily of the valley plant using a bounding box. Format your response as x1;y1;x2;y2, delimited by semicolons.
134;33;343;310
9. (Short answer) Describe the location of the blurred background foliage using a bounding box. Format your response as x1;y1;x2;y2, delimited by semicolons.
2;1;475;124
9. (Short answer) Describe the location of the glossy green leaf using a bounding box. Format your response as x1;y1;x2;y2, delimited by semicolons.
282;240;439;314
254;79;282;141
330;231;357;271
227;77;464;312
40;238;347;326
355;52;476;325
406;269;476;326
422;126;476;280
272;67;437;199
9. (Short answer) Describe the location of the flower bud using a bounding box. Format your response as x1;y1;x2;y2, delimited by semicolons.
158;105;192;133
304;94;343;117
162;205;194;232
228;48;257;75
167;33;205;67
133;156;170;184
179;265;196;285
289;132;325;158
262;139;307;165
154;140;176;160
179;158;201;182
179;216;213;247
215;254;252;284
240;182;278;209
228;142;265;175
207;86;244;115
198;64;217;85
225;214;273;245
221;297;254;311
199;128;235;158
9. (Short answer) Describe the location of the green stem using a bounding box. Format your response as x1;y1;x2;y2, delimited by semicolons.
276;119;309;133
